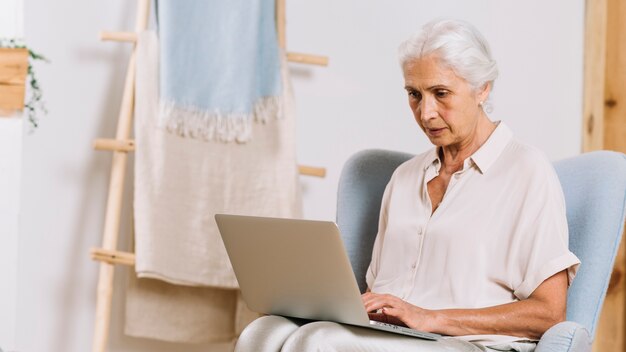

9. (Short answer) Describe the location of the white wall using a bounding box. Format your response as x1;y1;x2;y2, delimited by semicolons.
19;1;136;351
18;1;583;351
0;118;22;352
0;0;22;37
0;0;23;350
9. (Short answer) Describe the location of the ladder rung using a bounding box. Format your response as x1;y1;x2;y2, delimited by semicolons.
298;165;326;178
93;138;135;152
99;31;138;43
91;248;136;266
93;138;326;177
286;52;329;66
99;31;329;66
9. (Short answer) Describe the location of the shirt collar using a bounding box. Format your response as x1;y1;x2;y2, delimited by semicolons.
423;121;513;174
469;121;512;174
424;148;440;171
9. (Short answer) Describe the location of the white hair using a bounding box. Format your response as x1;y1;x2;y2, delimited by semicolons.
398;19;498;90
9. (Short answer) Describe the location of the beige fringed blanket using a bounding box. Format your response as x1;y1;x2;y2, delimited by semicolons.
126;31;301;343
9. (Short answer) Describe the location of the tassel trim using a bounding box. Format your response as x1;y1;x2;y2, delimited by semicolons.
158;95;283;143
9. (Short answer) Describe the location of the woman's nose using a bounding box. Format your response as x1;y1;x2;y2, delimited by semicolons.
420;97;437;121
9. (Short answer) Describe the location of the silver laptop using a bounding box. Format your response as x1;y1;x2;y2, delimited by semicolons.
214;214;440;340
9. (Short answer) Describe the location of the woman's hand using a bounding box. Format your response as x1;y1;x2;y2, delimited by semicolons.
361;292;438;332
362;271;568;339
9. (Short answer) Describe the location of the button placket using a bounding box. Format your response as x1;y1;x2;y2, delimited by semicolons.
413;226;425;271
401;225;426;299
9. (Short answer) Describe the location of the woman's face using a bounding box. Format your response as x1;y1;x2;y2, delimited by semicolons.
403;54;489;148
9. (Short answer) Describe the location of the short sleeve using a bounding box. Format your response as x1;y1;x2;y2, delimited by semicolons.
511;159;581;300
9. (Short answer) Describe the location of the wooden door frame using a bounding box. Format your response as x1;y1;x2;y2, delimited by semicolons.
584;0;626;351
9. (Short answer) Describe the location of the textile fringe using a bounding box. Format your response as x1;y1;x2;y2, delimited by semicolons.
158;95;283;143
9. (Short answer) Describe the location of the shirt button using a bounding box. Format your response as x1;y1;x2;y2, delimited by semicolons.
411;263;417;269
417;228;423;235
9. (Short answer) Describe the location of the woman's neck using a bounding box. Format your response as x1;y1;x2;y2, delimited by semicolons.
440;117;497;174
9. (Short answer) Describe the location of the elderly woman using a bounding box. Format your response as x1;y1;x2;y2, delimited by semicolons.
235;19;580;352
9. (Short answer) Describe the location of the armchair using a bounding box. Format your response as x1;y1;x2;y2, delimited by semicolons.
336;149;626;351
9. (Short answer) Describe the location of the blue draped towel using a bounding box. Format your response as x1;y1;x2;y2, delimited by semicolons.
158;0;282;142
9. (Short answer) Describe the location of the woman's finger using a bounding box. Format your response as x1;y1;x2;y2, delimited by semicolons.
363;293;403;313
369;310;407;327
363;294;391;311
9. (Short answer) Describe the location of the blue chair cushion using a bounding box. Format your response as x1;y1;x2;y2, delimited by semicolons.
535;321;592;352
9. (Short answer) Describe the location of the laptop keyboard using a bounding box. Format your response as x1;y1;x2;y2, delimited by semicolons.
370;320;402;329
369;320;440;340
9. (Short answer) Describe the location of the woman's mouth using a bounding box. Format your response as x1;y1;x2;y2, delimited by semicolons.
426;127;446;136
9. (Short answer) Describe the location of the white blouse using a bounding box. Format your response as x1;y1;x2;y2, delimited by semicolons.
366;122;580;345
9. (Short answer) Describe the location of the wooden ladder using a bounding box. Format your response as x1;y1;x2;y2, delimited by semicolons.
89;0;328;350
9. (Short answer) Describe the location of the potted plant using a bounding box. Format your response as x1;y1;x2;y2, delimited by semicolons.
0;38;48;128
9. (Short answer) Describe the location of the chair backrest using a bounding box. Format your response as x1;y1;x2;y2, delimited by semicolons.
336;149;626;337
336;149;413;293
554;151;626;337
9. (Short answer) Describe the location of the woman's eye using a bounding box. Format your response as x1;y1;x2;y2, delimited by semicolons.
408;91;421;100
435;90;449;98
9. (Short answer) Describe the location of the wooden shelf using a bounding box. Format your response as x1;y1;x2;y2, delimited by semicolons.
0;48;29;116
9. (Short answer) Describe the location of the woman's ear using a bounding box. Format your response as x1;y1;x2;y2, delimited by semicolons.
478;82;492;104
